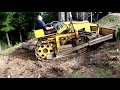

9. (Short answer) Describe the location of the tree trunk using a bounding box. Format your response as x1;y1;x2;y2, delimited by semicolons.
96;12;99;21
91;12;92;22
76;12;79;19
20;30;23;42
58;12;65;22
6;32;11;47
66;12;70;21
33;12;35;30
82;12;84;21
0;43;1;50
108;12;112;14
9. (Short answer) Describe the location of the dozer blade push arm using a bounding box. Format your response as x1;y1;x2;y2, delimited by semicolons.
58;34;113;56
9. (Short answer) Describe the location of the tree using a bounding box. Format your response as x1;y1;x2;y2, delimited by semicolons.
0;12;58;47
0;12;15;47
12;12;27;42
35;12;58;23
12;12;35;42
58;12;65;22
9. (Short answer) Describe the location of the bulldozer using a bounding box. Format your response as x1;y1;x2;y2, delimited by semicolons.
33;20;115;60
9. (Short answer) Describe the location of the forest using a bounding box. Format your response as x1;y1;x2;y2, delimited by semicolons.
0;12;58;50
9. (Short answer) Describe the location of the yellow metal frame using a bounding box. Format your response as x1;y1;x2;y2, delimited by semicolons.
34;20;100;58
34;29;45;38
72;22;98;32
56;33;75;52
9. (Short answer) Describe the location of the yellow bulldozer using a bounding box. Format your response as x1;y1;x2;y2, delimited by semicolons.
33;20;116;60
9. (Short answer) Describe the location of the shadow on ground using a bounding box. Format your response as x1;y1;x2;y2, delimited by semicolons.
10;48;38;61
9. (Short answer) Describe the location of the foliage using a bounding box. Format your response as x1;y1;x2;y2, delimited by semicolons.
35;12;58;23
0;12;58;49
98;16;117;25
27;31;35;40
116;26;120;39
0;12;15;32
42;12;58;23
71;70;85;78
0;39;9;49
95;68;113;78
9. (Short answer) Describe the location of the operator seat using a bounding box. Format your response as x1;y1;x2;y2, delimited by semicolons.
44;28;57;35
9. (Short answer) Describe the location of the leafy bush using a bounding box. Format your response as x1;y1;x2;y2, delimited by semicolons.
35;12;58;23
0;39;10;50
109;16;117;22
116;27;120;39
95;69;113;78
27;31;35;40
98;16;117;25
71;70;85;78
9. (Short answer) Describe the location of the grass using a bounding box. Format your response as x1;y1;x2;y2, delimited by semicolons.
1;48;14;55
98;16;117;25
116;27;120;39
95;68;113;78
27;32;35;40
0;40;10;50
71;57;120;78
0;40;22;55
71;70;86;78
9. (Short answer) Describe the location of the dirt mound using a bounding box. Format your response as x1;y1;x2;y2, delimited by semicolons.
97;13;120;30
0;46;83;78
10;48;37;61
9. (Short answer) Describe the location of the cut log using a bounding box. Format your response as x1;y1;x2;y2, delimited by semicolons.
22;41;37;50
22;42;30;50
22;38;38;50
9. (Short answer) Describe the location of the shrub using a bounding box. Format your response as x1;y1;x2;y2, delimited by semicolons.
98;16;117;25
116;27;120;39
27;31;35;40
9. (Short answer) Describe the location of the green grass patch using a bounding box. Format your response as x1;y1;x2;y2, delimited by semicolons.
116;27;120;39
109;62;120;70
27;32;35;40
1;48;13;55
0;39;11;50
95;68;113;78
98;16;118;25
71;70;86;78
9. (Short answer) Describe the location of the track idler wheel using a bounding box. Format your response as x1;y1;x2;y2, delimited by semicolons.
35;43;55;60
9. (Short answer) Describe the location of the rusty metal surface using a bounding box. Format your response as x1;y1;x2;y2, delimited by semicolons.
99;27;115;36
89;34;113;45
58;34;113;56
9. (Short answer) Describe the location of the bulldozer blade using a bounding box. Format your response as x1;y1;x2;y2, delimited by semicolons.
38;34;114;61
58;34;114;56
99;27;115;36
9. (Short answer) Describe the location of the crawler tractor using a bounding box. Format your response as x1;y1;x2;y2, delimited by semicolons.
33;20;108;60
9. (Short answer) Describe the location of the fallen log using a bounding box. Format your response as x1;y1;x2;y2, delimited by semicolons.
22;38;37;50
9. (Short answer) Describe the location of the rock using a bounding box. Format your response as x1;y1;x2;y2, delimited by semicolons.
7;75;11;78
22;42;37;50
22;42;30;49
37;74;41;78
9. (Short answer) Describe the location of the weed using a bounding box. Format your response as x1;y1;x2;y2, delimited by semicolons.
95;68;113;78
98;16;117;25
116;27;120;39
71;70;85;78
